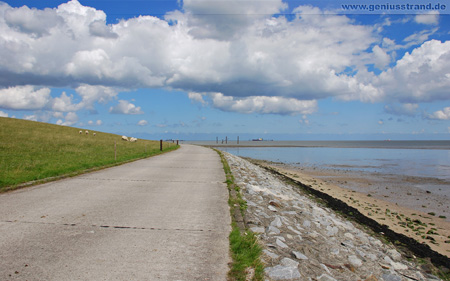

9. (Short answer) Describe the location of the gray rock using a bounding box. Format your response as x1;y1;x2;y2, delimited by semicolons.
366;253;377;261
276;238;288;248
303;220;311;228
263;249;280;260
387;249;402;261
246;200;258;206
265;265;301;280
281;257;299;267
292;251;308;260
341;240;354;248
348;255;362;267
271;216;283;227
268;205;278;212
382;273;402;281
320;264;332;274
355;249;366;258
384;255;407;269
330;248;339;256
268;226;281;235
344;232;354;240
326;226;338;236
317;274;337;281
287;226;302;235
250;226;265;233
392;261;408;270
259;211;270;218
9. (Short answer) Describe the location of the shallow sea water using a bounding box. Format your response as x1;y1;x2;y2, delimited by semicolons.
218;146;450;181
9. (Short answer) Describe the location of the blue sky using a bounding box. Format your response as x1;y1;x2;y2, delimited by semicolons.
0;0;449;140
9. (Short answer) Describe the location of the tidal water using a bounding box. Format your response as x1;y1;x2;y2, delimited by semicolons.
187;141;450;180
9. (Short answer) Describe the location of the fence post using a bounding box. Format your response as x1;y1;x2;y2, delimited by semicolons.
160;139;163;151
226;136;228;144
177;140;179;145
114;141;117;161
237;136;239;144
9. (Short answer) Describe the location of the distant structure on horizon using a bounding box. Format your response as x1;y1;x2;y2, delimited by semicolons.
251;138;273;141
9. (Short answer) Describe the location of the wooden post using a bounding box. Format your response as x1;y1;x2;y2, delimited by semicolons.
226;136;228;144
114;141;117;161
216;137;218;144
177;140;179;145
160;139;163;151
237;136;239;144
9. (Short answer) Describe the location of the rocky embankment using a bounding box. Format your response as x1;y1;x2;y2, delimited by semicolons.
223;152;443;281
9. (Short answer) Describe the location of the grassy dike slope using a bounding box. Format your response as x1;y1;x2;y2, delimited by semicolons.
0;117;178;191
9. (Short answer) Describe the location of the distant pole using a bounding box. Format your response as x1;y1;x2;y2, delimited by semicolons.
237;136;239;144
114;141;117;161
216;137;218;144
226;136;228;144
160;139;163;151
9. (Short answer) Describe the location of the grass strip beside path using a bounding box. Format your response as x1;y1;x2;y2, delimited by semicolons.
214;148;264;281
0;117;179;192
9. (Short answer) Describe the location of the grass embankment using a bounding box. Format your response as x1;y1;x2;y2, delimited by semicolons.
0;117;178;192
215;149;264;281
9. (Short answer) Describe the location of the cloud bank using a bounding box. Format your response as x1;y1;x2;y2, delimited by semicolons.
0;0;449;118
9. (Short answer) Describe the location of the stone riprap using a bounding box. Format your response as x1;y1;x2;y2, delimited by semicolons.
223;152;442;281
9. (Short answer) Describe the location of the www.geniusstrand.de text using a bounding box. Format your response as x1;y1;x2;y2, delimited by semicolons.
341;2;446;12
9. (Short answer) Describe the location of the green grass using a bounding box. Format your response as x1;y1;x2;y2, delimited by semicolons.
0;117;178;191
214;149;264;281
229;226;264;281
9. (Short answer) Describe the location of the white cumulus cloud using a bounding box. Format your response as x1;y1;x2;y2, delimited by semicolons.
428;107;450;120
0;86;51;110
138;120;148;126
415;11;439;25
376;40;450;103
87;119;103;125
56;112;78;126
209;93;317;115
109;100;143;115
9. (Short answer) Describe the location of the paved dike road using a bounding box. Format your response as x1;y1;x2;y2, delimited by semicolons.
0;145;231;280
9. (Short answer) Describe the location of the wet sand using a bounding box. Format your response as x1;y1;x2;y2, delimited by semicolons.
251;159;450;258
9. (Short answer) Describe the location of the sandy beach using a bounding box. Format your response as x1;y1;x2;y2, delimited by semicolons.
251;159;450;259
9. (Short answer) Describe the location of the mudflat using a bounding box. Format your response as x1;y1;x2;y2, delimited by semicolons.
255;160;450;258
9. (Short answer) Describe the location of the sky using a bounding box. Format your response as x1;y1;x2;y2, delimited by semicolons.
0;0;449;140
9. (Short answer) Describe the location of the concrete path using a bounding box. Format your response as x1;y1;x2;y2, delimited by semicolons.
0;145;231;280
